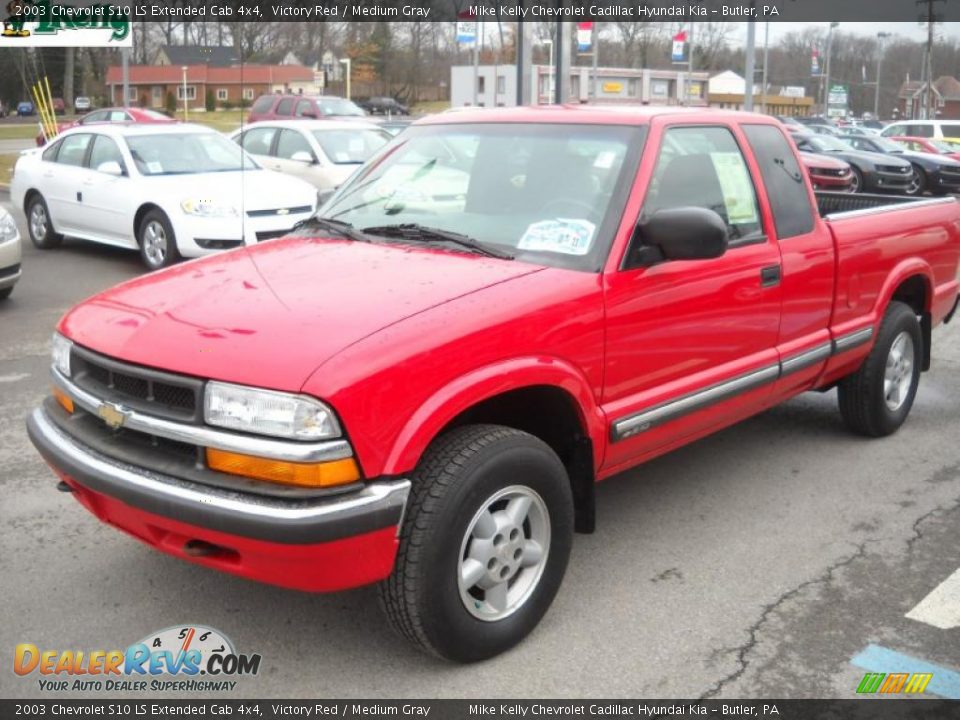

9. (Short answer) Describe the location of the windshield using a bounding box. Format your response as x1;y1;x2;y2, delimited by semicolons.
318;98;365;117
322;123;646;271
126;132;259;175
312;128;391;164
872;137;906;153
808;136;853;152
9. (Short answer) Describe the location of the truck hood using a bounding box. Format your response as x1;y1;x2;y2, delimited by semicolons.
59;237;543;392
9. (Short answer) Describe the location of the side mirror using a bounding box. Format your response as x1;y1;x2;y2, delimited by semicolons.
635;207;728;264
97;160;124;176
291;151;315;164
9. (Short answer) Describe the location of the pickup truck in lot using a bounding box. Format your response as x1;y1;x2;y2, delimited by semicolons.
27;107;960;662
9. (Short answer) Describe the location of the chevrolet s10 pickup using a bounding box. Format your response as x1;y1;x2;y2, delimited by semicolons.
27;107;960;662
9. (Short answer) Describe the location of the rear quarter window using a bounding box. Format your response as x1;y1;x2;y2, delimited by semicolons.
275;99;294;116
742;124;815;240
251;96;274;114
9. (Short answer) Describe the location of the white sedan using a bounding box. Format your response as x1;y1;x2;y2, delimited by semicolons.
230;120;392;193
10;123;318;271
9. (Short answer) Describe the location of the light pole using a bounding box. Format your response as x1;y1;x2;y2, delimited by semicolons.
822;22;839;117
339;58;351;100
181;65;188;121
542;39;553;105
874;32;891;119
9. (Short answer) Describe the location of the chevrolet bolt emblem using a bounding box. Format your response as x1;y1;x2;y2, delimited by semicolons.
97;402;128;430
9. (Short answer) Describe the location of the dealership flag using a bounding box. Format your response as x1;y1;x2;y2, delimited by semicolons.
811;48;821;76
671;30;687;63
456;10;477;46
577;22;594;52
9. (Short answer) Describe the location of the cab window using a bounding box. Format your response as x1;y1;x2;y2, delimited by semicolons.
742;124;814;240
644;126;762;243
42;140;61;162
275;99;294;116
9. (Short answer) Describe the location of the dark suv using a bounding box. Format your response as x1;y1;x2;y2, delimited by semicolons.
247;94;366;123
360;97;409;116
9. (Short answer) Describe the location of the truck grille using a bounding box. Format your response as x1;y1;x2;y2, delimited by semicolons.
71;345;204;423
878;165;911;174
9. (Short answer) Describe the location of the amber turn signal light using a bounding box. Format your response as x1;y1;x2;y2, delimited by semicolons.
205;448;360;489
52;387;74;414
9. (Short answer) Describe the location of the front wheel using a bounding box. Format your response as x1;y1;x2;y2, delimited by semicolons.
26;194;63;249
849;166;863;194
905;166;927;196
838;301;922;437
137;209;181;271
379;424;574;662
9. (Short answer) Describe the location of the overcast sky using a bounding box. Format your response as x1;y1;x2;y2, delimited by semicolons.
725;21;960;46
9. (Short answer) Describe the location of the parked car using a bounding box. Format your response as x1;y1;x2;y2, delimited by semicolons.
892;136;960;162
360;96;409;116
794;115;837;127
839;134;960;196
11;123;317;271
230;120;392;192
247;94;367;123
36;107;176;147
881;119;960;141
26;107;960;662
52;98;65;115
0;205;22;301
806;124;843;137
16;101;35;117
792;133;912;194
837;125;878;137
0;101;7;118
860;119;884;130
799;151;855;192
74;97;92;112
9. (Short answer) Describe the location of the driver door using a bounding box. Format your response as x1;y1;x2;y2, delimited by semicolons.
602;122;783;472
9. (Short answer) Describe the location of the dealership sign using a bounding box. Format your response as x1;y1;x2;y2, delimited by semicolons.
1;0;131;46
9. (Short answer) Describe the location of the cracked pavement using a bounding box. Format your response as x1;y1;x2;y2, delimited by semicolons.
1;195;959;699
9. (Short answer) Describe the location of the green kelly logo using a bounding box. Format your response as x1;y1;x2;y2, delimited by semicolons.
27;0;129;41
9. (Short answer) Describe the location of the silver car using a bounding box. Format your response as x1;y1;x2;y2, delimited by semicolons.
0;206;22;300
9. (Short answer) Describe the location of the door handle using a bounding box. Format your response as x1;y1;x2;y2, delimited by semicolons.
760;264;781;288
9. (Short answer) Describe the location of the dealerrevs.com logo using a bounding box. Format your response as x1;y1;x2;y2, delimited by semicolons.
2;0;131;47
14;625;261;692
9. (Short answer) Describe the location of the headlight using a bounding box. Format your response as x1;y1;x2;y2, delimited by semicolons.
0;209;18;244
51;333;72;378
180;199;238;218
204;381;341;440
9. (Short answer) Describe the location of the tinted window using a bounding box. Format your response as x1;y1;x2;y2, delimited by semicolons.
251;95;274;114
644;126;762;242
275;99;294;116
295;100;314;117
42;140;61;162
939;122;960;137
276;129;313;160
240;127;276;156
56;134;92;167
81;110;109;123
88;135;125;172
908;124;933;138
742;124;814;240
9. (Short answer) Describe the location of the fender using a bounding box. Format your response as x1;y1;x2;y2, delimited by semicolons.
381;356;606;477
874;258;934;319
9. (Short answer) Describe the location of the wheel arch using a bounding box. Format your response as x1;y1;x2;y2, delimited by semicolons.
880;267;933;371
133;203;167;240
382;358;605;533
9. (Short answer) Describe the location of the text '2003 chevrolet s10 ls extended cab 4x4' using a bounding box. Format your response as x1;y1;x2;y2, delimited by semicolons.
27;107;960;662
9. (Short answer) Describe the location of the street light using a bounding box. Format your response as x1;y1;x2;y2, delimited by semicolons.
542;39;553;105
822;22;839;117
181;65;188;121
874;32;891;119
339;58;351;100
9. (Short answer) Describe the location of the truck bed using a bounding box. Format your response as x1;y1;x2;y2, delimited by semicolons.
815;191;952;218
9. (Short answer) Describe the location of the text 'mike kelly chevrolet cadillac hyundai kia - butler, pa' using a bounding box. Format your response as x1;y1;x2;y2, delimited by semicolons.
26;107;960;662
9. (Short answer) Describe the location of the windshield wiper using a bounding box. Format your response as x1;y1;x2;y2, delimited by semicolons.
292;216;372;243
361;223;514;260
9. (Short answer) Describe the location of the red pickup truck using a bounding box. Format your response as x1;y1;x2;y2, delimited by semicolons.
27;107;960;662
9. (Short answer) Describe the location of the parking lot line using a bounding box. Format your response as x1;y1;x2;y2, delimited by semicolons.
906;568;960;630
851;644;960;699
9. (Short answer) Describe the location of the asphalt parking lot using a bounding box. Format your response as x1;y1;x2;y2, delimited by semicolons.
1;193;958;700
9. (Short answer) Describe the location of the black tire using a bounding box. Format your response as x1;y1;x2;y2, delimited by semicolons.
0;286;12;301
849;166;863;194
137;209;180;271
838;301;922;437
379;424;574;662
906;165;927;196
26;194;63;249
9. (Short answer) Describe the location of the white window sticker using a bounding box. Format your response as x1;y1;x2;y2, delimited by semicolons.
335;152;350;162
348;138;365;153
594;151;616;169
709;152;758;225
147;161;163;174
518;219;596;256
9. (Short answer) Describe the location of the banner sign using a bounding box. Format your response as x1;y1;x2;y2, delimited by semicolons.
0;0;131;47
671;30;686;63
456;10;475;45
577;21;593;52
811;48;820;76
